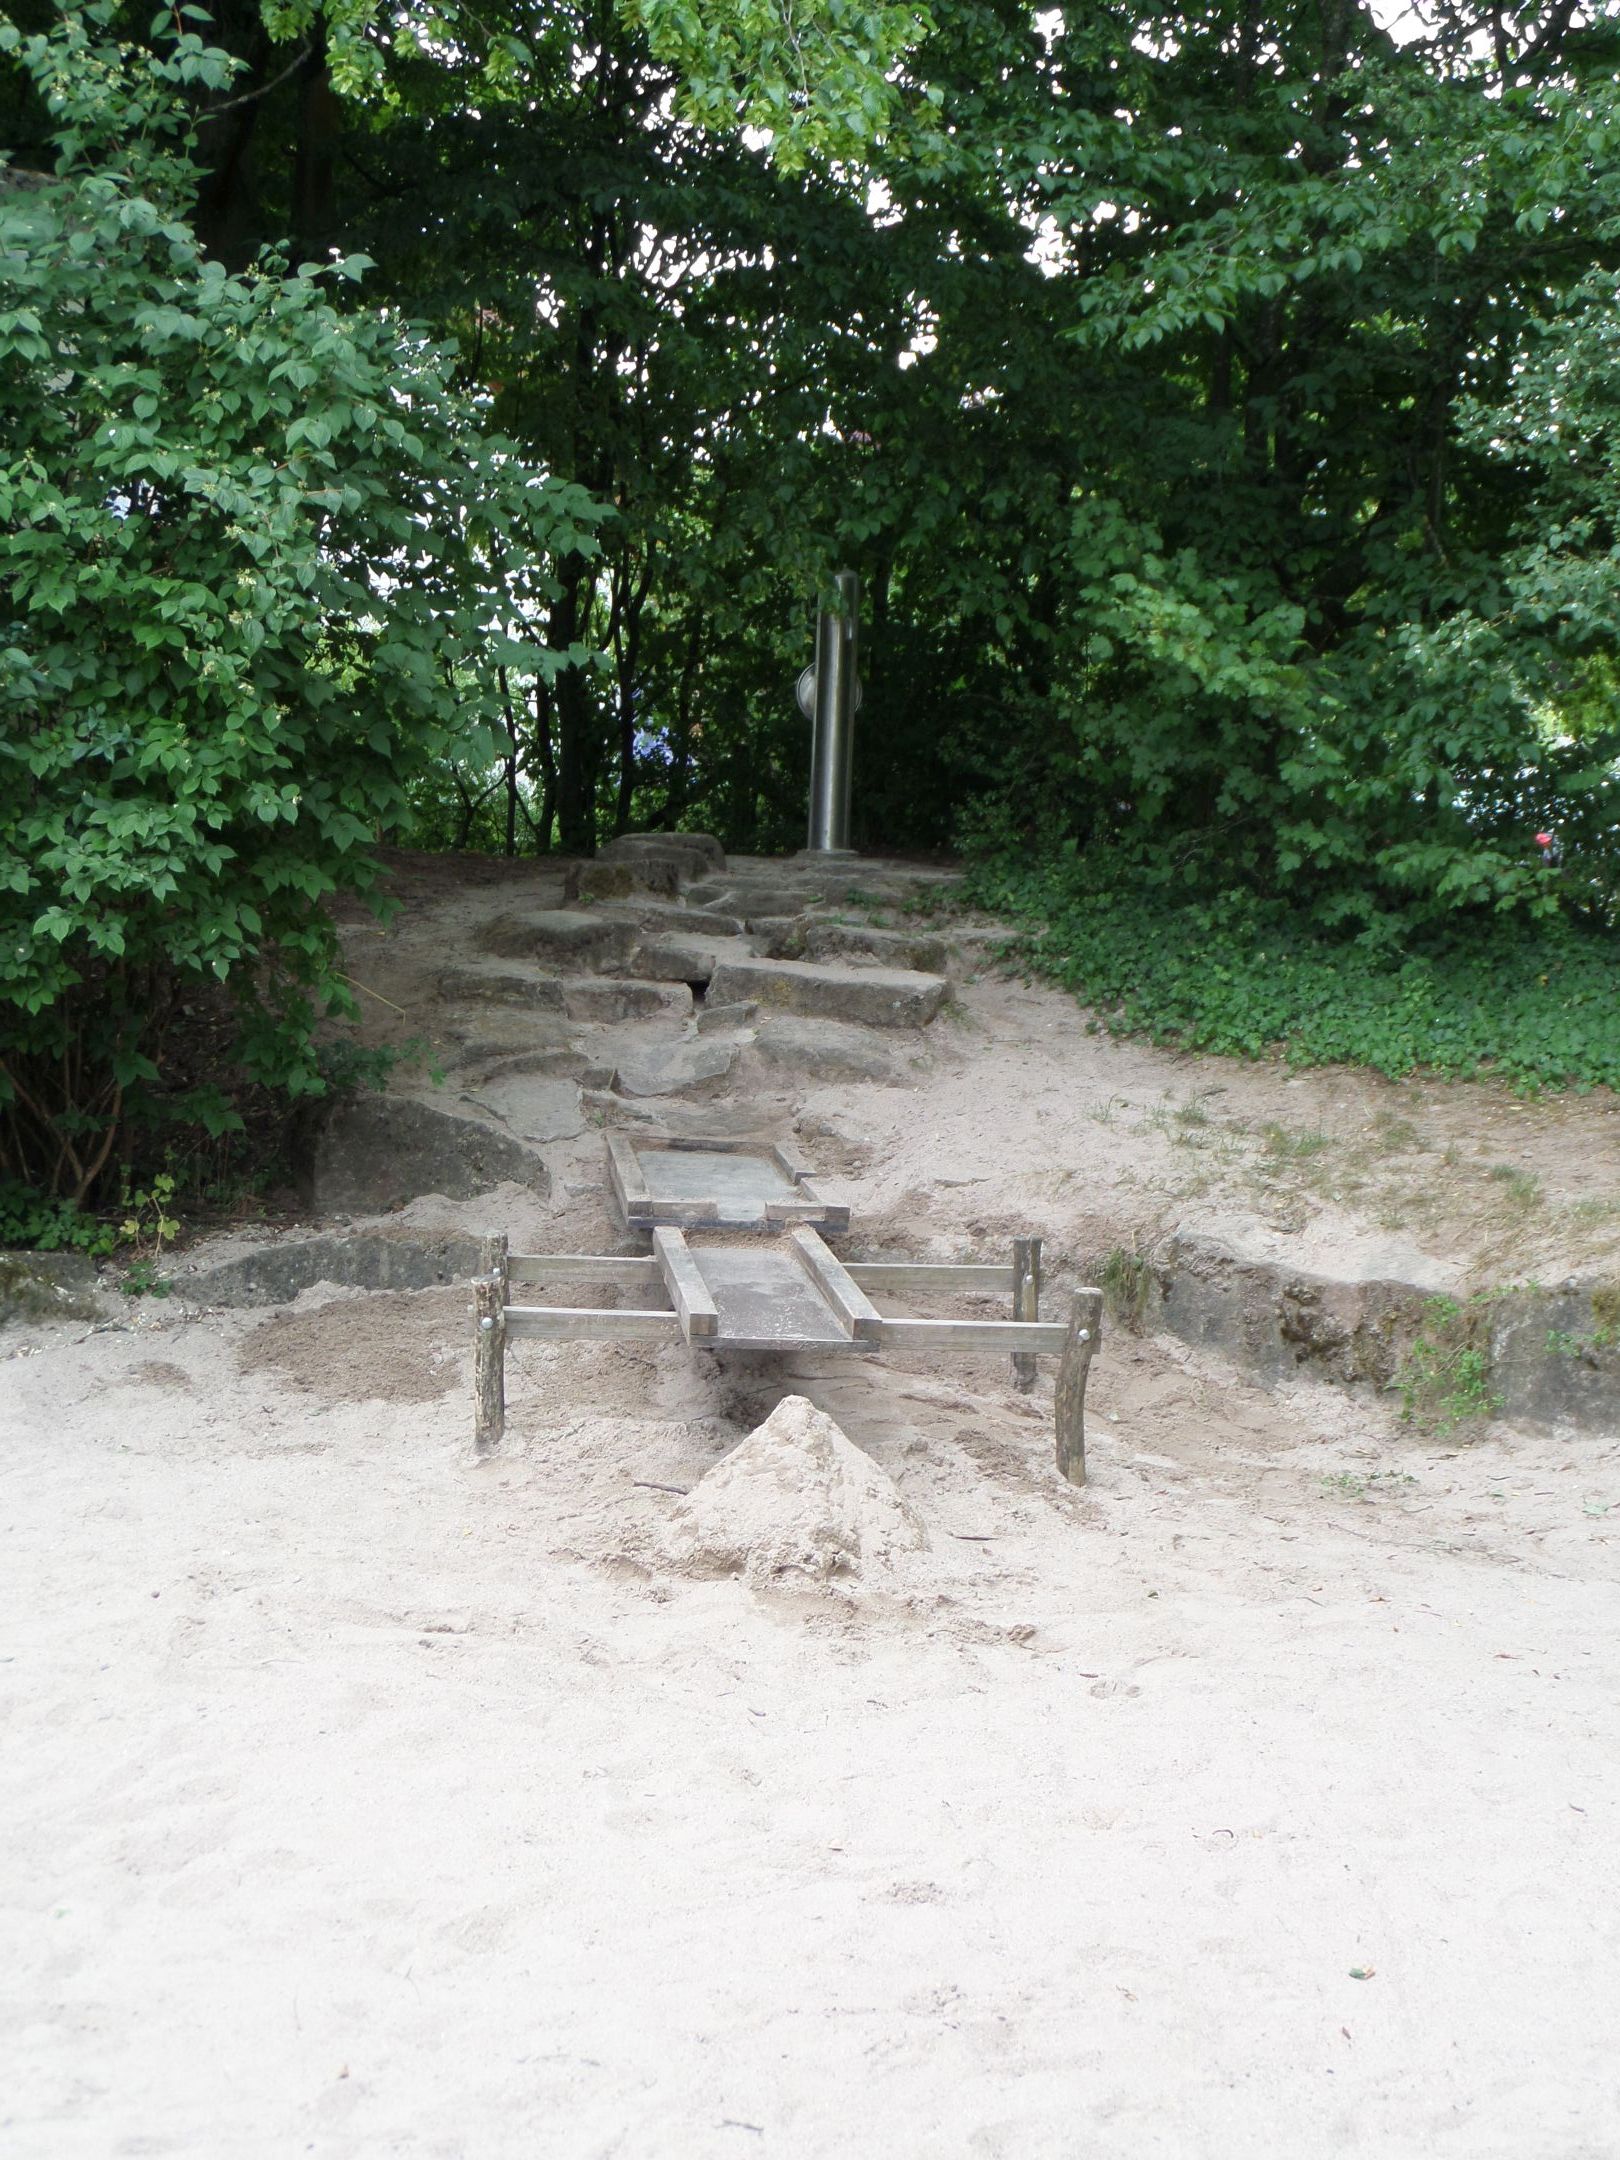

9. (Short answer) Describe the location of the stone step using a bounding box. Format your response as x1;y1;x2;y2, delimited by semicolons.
564;858;684;902
601;830;726;873
477;910;636;971
561;977;693;1022
695;998;758;1034
599;900;747;939
758;918;952;975
436;966;565;1011
630;932;756;987
752;1015;900;1083
611;1037;740;1100
705;955;949;1030
457;1075;587;1144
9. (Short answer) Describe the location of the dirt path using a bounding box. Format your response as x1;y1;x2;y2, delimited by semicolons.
4;849;1618;2156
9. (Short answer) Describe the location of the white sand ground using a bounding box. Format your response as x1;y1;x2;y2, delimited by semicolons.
5;1267;1619;2158
5;859;1620;2156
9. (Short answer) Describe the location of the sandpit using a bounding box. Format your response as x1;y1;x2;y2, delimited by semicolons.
4;851;1619;2156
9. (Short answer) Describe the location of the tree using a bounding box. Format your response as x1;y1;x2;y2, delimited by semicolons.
0;4;602;1202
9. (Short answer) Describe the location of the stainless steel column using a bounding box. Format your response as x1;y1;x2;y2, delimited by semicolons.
805;570;860;854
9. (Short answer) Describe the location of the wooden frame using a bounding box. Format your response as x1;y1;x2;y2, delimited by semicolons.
471;1231;1102;1485
604;1132;850;1233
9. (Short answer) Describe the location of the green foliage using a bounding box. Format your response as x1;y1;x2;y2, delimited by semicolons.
1099;1246;1153;1332
0;1179;118;1254
0;5;603;1200
628;0;936;168
967;854;1620;1094
1396;1297;1501;1431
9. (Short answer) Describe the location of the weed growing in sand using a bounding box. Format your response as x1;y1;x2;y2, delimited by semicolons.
117;1172;180;1297
1260;1122;1333;1161
1486;1163;1543;1208
1100;1247;1155;1330
1320;1469;1419;1499
1396;1296;1502;1429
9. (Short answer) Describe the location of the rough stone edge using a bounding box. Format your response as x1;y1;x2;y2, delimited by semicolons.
1131;1231;1620;1433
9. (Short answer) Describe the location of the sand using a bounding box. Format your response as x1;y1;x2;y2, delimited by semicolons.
5;857;1620;2154
5;1281;1619;2158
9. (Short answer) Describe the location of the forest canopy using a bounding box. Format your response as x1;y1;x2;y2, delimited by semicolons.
3;0;1619;1214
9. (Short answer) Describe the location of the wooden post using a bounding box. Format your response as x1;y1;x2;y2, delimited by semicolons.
1011;1236;1041;1392
1054;1289;1103;1486
473;1233;509;1456
480;1231;510;1307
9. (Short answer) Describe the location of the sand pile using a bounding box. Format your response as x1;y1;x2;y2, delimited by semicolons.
664;1394;928;1586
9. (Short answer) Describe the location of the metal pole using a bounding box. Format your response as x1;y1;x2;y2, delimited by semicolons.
806;570;860;854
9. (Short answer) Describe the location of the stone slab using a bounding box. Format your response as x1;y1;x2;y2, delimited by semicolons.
436;967;565;1011
0;1252;101;1327
631;934;755;986
602;831;726;873
598;899;747;939
563;978;693;1021
612;1038;739;1100
459;1076;585;1144
696;999;758;1034
177;1229;483;1310
564;858;680;902
477;910;635;970
752;1015;898;1083
705;955;948;1030
794;920;953;975
299;1094;550;1213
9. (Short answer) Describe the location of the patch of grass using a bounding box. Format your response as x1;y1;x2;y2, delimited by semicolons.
1320;1468;1419;1499
1100;1246;1154;1330
1395;1295;1503;1429
964;858;1620;1093
1486;1163;1543;1207
1260;1122;1334;1160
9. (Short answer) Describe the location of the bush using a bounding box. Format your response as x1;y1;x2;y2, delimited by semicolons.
967;852;1620;1093
0;6;602;1204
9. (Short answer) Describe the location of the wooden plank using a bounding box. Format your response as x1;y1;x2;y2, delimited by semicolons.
695;1244;871;1351
768;1140;813;1184
793;1178;849;1232
504;1306;681;1343
844;1262;1015;1295
1012;1235;1041;1393
652;1226;720;1342
659;1133;759;1155
509;1254;662;1288
1055;1291;1103;1487
787;1227;881;1343
473;1274;506;1454
646;1196;722;1226
763;1196;852;1230
605;1134;650;1222
878;1317;1071;1355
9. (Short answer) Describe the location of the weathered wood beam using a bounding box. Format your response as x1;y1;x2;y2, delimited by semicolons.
509;1253;663;1288
1012;1236;1041;1393
605;1133;650;1222
1055;1291;1104;1487
652;1226;720;1342
503;1306;682;1343
843;1262;1015;1295
877;1317;1071;1354
787;1226;882;1343
473;1270;506;1455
